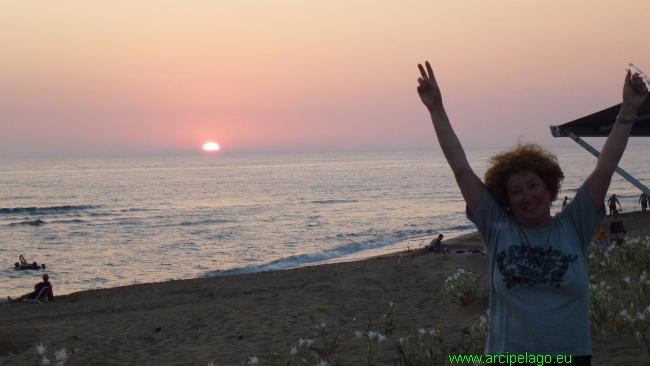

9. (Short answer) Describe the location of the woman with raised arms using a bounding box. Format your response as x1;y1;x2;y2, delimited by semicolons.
416;61;647;365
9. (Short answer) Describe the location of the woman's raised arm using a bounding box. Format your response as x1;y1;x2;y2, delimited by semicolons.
417;61;484;214
585;70;649;211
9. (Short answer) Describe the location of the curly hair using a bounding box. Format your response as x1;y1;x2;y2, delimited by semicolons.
484;142;564;210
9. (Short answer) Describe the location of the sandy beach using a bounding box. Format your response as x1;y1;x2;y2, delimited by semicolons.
1;212;649;365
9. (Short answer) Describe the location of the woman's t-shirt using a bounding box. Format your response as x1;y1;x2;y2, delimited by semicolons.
467;183;604;356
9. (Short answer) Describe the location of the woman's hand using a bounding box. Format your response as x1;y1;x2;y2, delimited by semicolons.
417;61;443;110
620;70;648;116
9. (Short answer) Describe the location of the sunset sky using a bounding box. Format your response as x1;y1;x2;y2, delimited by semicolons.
1;1;649;157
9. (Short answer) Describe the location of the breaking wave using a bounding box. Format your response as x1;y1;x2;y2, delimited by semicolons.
0;205;95;215
203;224;476;277
8;219;46;226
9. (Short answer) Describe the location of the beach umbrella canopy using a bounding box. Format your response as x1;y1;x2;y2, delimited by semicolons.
550;97;650;137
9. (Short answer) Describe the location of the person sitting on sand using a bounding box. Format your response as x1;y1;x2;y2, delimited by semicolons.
595;230;609;251
609;210;626;245
428;234;446;253
417;60;647;364
8;273;54;303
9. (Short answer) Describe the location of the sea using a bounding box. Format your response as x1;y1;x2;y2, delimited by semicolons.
1;145;648;299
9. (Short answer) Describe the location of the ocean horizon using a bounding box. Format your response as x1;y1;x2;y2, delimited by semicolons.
2;145;649;299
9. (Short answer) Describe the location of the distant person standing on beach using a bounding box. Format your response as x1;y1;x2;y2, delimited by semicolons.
417;60;647;364
562;196;568;209
607;194;621;215
639;192;649;213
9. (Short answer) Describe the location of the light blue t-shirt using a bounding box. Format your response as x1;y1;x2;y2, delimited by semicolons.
467;183;605;356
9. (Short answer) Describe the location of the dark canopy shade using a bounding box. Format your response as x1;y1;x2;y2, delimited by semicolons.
550;97;650;137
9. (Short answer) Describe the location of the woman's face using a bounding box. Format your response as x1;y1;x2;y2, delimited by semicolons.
506;170;552;228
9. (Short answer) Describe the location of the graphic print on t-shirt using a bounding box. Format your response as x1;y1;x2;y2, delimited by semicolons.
496;244;578;289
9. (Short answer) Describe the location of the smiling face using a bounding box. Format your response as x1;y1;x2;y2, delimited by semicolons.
506;170;552;228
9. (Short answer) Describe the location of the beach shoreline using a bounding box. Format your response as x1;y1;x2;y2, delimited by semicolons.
298;229;478;267
1;212;649;365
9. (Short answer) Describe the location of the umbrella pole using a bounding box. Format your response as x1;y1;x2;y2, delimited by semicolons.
561;130;650;196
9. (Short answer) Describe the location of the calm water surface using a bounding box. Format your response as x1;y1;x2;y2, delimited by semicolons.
1;146;648;298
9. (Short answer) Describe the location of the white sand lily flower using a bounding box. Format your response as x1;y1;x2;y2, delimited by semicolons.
418;328;426;335
479;315;487;326
389;301;394;308
619;309;632;322
290;345;297;356
366;331;377;339
248;355;259;364
316;360;329;366
624;276;630;283
55;348;69;361
398;337;406;344
354;331;363;339
207;362;216;366
40;356;51;365
306;338;315;347
429;328;437;336
299;338;306;347
377;333;387;343
620;309;628;317
35;343;47;357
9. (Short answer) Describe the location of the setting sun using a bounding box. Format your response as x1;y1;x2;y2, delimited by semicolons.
203;142;220;151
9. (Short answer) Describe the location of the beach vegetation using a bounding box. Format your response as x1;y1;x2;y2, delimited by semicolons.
471;309;490;349
584;236;650;364
25;343;70;366
588;280;615;333
443;268;483;307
